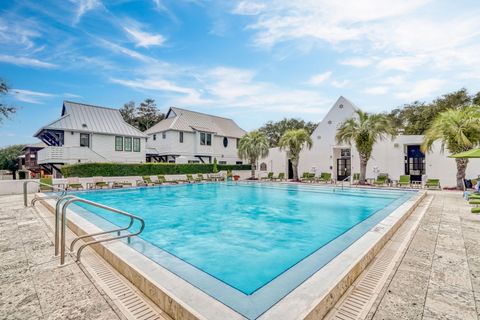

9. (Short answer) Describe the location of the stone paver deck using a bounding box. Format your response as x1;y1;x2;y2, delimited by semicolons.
0;195;122;320
368;191;480;320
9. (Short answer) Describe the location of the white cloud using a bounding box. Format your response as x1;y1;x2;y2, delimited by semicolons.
73;0;102;24
0;54;57;68
307;71;332;86
332;80;349;88
11;89;55;104
110;78;198;96
96;38;158;63
395;78;444;100
233;1;266;15
124;27;166;48
340;57;372;68
364;86;388;95
63;93;82;98
377;56;425;72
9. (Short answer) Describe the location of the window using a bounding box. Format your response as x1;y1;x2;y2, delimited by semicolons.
219;161;227;164
236;161;243;165
153;134;156;141
115;136;123;151
200;132;212;146
162;132;166;139
188;160;200;163
236;138;240;149
124;137;132;152
133;138;141;152
80;133;90;147
179;131;183;143
260;162;267;171
223;137;228;148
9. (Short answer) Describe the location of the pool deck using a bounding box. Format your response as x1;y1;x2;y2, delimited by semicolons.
367;191;480;320
1;190;479;319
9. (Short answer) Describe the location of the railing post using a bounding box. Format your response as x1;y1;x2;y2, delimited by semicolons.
60;198;75;265
55;195;76;256
23;181;28;207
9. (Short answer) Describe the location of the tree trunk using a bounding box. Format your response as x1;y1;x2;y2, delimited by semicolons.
251;157;256;179
292;159;299;181
455;158;468;189
12;170;17;180
359;155;368;185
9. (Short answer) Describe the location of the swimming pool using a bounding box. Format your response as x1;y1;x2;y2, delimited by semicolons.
70;183;416;319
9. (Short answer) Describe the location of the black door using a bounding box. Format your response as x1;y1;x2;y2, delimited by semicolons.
337;158;351;181
405;145;425;182
288;159;294;179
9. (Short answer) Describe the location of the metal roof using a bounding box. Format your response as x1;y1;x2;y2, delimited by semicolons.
144;107;246;138
34;101;146;138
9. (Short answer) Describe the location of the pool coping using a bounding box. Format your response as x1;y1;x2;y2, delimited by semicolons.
40;187;425;320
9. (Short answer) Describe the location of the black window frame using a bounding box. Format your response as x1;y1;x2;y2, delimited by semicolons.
162;132;166;139
133;138;141;152
223;137;228;148
115;136;123;151
124;137;132;152
153;134;156;141
80;133;90;148
179;131;183;143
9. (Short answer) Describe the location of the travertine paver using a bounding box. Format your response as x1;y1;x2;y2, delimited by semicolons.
0;195;121;320
369;192;480;320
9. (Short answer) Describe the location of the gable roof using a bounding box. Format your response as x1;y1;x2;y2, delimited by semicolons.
34;101;146;138
144;107;246;138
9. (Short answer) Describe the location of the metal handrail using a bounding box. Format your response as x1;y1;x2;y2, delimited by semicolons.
59;197;145;265
341;175;351;190
23;180;67;207
54;195;78;256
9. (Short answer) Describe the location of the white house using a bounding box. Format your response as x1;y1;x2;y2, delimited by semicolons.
260;96;480;188
34;101;147;176
145;107;246;164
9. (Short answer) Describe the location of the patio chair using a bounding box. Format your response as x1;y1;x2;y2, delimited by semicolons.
198;173;212;181
66;177;83;190
186;174;196;183
93;177;109;189
352;173;360;184
373;173;389;186
425;179;441;189
300;172;313;183
194;174;204;182
397;175;411;187
316;172;332;183
273;172;285;181
112;180;133;188
261;172;274;181
150;176;164;185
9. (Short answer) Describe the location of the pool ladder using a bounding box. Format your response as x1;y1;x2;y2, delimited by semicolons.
334;176;351;192
23;181;145;266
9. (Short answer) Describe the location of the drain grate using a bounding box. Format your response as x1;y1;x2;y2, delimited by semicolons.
80;250;171;320
326;195;432;320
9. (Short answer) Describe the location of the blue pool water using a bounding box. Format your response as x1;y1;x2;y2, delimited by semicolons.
71;182;415;318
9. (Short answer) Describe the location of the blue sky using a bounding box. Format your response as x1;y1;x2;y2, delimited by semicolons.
1;0;480;146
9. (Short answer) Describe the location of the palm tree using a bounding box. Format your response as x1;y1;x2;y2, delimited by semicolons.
278;129;312;181
238;130;270;179
421;106;480;189
336;110;396;184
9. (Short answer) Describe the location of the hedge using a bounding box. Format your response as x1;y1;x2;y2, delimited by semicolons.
61;163;251;177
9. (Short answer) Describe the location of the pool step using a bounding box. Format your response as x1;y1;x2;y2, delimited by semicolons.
324;195;433;320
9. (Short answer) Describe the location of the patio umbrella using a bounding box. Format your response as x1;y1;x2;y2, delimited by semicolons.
449;148;480;158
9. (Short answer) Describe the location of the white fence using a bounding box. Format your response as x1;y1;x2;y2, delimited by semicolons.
0;179;39;195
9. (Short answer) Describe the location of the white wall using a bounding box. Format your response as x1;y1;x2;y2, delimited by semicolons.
63;131;146;163
147;130;243;164
0;179;39;195
260;97;480;187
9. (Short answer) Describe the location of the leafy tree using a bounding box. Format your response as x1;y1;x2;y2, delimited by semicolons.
119;101;138;128
258;118;317;147
387;89;478;135
0;79;16;124
119;99;164;131
421;106;480;189
278;129;312;181
137;98;164;131
0;144;25;180
336;110;397;184
238;131;270;179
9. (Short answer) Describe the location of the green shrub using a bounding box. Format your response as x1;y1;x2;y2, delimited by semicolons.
62;163;251;177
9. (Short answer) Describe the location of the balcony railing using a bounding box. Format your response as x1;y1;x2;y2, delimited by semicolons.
37;146;107;164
